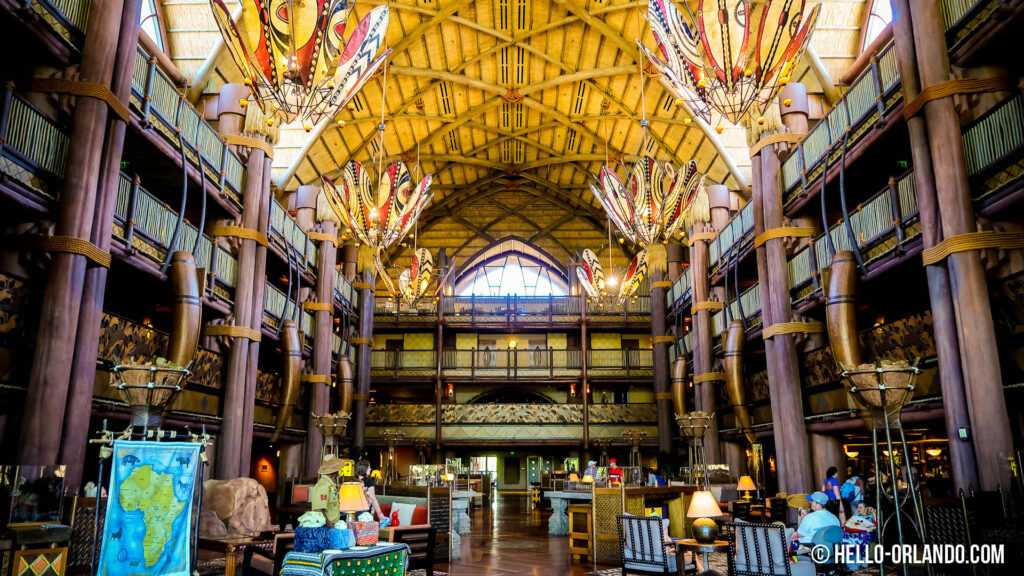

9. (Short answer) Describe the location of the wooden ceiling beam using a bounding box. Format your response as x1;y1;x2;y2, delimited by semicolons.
551;0;640;62
529;213;576;243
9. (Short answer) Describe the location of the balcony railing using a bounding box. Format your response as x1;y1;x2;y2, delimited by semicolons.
269;199;317;271
129;45;246;207
0;88;69;201
788;169;920;301
441;348;583;378
334;269;358;310
23;0;89;50
371;349;437;375
708;202;756;267
668;267;692;310
961;92;1024;201
263;282;315;343
941;0;1002;53
781;41;901;199
112;172;238;300
587;349;653;375
710;284;764;336
375;298;438;321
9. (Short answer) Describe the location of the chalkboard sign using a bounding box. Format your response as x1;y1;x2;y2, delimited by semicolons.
428;486;451;563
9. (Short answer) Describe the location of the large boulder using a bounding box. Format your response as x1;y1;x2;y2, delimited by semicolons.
200;477;272;536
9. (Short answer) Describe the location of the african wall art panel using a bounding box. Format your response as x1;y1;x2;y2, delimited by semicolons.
367;404;656;426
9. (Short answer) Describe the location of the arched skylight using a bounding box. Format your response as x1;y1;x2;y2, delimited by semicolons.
862;0;893;51
457;254;567;297
141;0;164;51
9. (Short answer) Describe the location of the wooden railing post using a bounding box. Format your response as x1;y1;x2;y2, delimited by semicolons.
887;176;905;251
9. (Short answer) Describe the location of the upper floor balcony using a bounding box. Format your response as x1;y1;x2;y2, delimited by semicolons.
373;294;651;328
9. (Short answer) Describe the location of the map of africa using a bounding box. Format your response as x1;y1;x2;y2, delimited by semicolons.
98;441;201;576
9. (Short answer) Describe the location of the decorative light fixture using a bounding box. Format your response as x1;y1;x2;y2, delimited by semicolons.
508;338;518;350
737;475;757;501
320;160;434;296
209;0;392;126
639;0;820;130
398;247;433;305
845;449;860;459
687;490;723;544
926;447;942;457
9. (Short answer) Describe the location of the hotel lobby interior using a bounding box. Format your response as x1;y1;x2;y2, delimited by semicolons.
1;0;1023;575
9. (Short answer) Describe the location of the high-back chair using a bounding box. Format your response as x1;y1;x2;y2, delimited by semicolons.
617;515;695;575
724;522;814;576
390;526;437;576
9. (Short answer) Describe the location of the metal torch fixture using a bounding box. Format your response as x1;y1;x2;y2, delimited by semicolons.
379;429;406;484
314;354;357;458
828;251;929;576
622;429;648;469
677;411;714;490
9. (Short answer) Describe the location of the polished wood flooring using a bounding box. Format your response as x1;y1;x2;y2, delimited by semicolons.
437;492;615;575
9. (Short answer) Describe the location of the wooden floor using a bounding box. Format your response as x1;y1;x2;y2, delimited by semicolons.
437;492;615;575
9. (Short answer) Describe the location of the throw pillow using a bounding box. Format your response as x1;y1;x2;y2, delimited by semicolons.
392;502;418;526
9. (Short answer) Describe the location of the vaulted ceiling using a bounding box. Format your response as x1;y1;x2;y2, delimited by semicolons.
162;0;871;278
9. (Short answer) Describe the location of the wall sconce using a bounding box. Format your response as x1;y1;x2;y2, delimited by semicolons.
508;338;518;349
926;448;942;457
570;384;576;398
447;383;454;398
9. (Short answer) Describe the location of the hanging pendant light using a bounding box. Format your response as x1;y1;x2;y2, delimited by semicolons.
398;247;434;306
638;0;820;128
209;0;392;125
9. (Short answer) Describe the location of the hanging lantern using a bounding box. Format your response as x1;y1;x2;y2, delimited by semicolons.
398;247;434;306
320;160;434;296
638;0;820;126
209;0;392;126
576;248;606;299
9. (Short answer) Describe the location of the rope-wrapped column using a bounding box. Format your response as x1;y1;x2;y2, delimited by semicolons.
905;0;1007;487
216;84;270;478
18;0;129;465
688;218;721;464
59;0;145;490
351;268;375;456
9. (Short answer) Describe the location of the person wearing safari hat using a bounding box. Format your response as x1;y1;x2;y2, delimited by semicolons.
792;491;841;546
311;454;342;525
583;460;599;479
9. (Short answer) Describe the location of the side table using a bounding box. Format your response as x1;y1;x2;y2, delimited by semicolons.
198;534;274;576
674;539;728;576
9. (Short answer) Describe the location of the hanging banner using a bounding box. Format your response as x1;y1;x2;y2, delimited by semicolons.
98;440;202;576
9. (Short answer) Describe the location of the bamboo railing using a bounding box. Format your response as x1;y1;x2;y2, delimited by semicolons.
334;269;358;310
781;42;901;196
268;198;318;272
708;202;755;266
961;92;1024;200
129;44;246;206
0;88;70;200
668;267;692;310
263;282;316;344
787;170;919;300
25;0;89;50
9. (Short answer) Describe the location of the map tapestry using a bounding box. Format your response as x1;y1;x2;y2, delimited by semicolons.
97;440;201;576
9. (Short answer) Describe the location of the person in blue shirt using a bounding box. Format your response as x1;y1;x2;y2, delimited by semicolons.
822;466;841;500
793;492;842;546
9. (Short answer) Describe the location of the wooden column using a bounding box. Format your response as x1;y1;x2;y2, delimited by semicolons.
689;222;721;463
723;442;748;479
810;433;845;488
18;0;128;465
908;0;1013;491
435;289;444;453
651;265;673;455
60;0;144;490
342;244;358;281
580;290;590;450
216;85;267;478
753;95;812;494
890;0;978;492
297;184;337;475
666;244;684;283
351;269;374;456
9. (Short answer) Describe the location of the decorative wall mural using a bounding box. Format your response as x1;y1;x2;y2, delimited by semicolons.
365;403;657;425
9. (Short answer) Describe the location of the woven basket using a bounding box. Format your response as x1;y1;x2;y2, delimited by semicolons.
110;363;190;427
840;361;920;409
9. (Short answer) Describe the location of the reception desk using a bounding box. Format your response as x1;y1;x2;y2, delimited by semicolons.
592;485;697;563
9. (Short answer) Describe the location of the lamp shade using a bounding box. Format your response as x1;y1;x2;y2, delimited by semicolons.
338;482;370;514
686;490;723;518
569;473;580;482
737;476;757;492
582;475;594;483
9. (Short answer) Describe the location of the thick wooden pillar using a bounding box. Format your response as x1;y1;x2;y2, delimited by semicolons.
689;221;721;463
351;269;374;456
666;244;684;283
889;0;978;493
59;0;144;490
908;0;1013;491
810;433;845;487
297;184;336;475
651;266;673;455
753;98;812;494
723;442;748;479
580;291;590;450
435;291;444;452
217;85;268;478
19;0;128;465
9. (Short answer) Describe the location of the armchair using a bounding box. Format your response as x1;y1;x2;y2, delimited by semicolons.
723;522;814;576
616;515;696;575
242;533;294;576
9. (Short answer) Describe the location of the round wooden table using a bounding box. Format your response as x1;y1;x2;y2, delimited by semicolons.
674;538;728;576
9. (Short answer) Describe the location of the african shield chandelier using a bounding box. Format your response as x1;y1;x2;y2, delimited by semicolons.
576;248;606;300
399;248;433;306
320;160;434;295
209;0;391;127
638;0;820;128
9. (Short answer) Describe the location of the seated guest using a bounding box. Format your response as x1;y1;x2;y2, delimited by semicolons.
356;459;388;523
842;502;877;570
792;492;841;548
583;460;599;479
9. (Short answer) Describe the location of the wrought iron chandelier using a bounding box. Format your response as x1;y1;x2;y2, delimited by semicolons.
209;0;391;128
638;0;820;129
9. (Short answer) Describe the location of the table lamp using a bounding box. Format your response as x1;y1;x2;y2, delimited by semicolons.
582;474;594;483
737;476;757;501
338;481;370;523
687;490;722;544
569;473;580;482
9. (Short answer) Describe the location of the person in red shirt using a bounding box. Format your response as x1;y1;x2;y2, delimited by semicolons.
608;458;623;484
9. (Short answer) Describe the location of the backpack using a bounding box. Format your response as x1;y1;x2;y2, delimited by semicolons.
841;478;859;500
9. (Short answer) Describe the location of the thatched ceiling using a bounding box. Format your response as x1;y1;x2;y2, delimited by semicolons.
163;0;871;275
